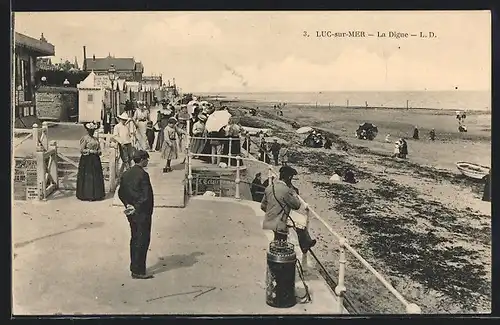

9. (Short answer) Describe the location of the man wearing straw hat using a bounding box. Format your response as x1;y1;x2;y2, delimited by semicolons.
113;112;134;171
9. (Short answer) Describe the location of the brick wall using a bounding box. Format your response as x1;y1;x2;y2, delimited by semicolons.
36;86;78;122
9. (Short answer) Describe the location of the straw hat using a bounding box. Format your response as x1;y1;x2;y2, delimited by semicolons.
168;117;177;124
198;114;207;121
117;112;130;120
83;121;100;130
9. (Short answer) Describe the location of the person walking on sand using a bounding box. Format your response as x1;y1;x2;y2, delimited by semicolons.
118;150;154;279
393;139;401;158
261;166;317;254
113;113;135;171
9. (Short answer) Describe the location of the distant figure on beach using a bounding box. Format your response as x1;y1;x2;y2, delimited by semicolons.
324;138;332;149
413;126;419;140
385;134;391;143
393;139;401;158
429;128;436;141
118;150;154;279
76;121;105;202
251;172;265;202
399;139;408;158
259;139;270;163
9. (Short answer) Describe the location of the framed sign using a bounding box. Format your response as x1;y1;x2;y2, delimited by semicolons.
194;172;222;196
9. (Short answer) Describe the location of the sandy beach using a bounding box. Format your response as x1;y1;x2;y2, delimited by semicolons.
225;100;491;314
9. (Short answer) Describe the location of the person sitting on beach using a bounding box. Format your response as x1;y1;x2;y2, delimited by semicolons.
270;139;281;166
324;138;332;149
385;134;391;143
413;126;419;140
399;139;408;158
393;139;401;158
429;128;436;141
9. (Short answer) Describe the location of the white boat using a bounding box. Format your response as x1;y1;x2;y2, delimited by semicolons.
456;161;490;180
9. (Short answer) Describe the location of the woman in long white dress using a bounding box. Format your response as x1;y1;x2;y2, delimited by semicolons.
133;105;150;151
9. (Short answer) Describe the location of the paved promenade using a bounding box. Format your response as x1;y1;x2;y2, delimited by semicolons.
13;193;342;315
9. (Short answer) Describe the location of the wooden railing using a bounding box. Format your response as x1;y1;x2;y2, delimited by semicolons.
185;131;422;314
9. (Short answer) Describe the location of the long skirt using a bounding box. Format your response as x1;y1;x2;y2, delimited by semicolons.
190;137;206;156
155;129;165;151
135;121;149;151
161;142;179;160
222;137;243;166
76;154;105;201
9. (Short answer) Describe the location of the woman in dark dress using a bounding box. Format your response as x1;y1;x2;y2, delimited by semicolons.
482;170;491;202
76;121;105;201
221;118;243;166
154;105;172;151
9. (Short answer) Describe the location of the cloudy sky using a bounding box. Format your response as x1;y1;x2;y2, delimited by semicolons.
15;11;490;92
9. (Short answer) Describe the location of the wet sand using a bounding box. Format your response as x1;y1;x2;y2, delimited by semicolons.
226;100;491;314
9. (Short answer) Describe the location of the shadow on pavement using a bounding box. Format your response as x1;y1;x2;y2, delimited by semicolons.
147;252;205;275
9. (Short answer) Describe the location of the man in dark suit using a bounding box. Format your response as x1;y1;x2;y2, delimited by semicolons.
101;104;114;134
118;150;155;279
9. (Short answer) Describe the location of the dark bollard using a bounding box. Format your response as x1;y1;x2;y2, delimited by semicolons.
265;240;297;308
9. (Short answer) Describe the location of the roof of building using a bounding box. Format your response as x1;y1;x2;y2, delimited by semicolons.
84;56;144;72
15;32;55;57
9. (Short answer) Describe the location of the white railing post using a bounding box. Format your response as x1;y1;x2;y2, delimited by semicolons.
109;142;117;192
187;152;193;196
228;137;233;166
41;121;49;150
35;140;46;201
406;303;422;314
49;140;59;189
32;124;40;151
301;203;310;272
235;155;241;199
335;237;347;314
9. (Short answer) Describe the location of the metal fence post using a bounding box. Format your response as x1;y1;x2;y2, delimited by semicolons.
335;237;348;314
228;137;233;166
301;203;310;271
235;156;241;199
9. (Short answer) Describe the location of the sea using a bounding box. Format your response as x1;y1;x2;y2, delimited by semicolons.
200;91;491;112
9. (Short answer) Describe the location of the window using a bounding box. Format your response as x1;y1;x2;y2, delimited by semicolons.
87;94;94;102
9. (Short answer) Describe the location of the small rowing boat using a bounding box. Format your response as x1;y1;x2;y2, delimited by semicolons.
456;161;490;180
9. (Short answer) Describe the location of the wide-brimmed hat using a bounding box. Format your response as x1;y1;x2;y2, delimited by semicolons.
117;112;130;120
198;114;207;121
84;121;100;130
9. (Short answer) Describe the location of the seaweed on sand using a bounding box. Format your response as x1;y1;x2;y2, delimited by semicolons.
312;179;491;309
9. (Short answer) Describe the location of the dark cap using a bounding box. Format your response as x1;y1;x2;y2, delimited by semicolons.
279;166;297;177
132;150;150;162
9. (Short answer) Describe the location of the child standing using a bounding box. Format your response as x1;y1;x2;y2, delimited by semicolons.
146;121;157;152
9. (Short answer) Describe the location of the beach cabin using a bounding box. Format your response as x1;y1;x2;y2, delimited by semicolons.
77;71;105;123
14;32;56;128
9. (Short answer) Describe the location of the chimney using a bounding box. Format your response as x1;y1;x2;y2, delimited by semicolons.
83;46;87;71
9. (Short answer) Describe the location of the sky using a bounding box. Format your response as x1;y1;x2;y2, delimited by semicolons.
14;11;491;93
